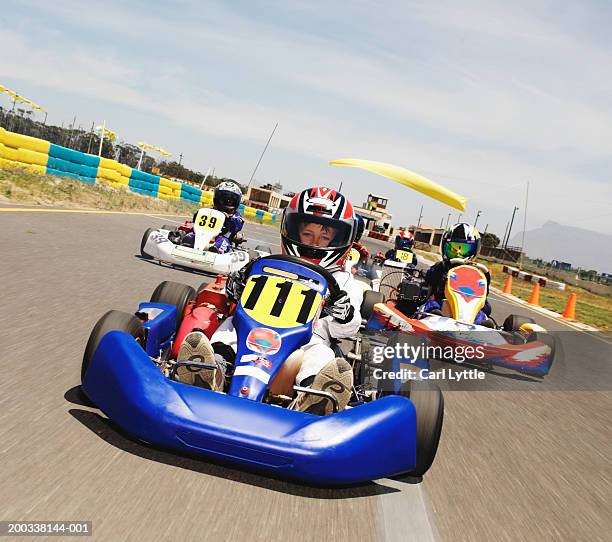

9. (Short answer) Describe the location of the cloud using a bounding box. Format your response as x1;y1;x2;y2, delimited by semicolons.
1;0;610;235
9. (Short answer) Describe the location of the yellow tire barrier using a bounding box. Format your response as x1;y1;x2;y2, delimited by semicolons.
0;128;50;154
0;157;46;175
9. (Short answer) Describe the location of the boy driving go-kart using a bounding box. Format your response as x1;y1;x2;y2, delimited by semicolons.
175;186;364;415
385;230;418;266
421;223;493;325
176;181;245;254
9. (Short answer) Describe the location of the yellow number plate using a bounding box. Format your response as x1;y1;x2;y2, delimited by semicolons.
240;274;322;328
396;249;413;263
194;209;223;233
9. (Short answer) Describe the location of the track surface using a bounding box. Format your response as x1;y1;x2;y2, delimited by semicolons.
1;208;610;541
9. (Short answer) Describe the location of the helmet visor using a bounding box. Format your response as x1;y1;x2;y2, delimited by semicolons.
282;213;353;249
444;240;476;259
214;190;241;211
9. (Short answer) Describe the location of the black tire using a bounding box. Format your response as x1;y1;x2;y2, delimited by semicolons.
502;314;536;332
82;310;145;382
150;281;196;327
140;228;155;259
526;331;556;367
398;380;444;477
255;244;271;253
161;224;176;231
361;290;384;321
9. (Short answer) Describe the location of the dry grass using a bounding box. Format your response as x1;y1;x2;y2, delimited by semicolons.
0;167;279;227
486;260;611;329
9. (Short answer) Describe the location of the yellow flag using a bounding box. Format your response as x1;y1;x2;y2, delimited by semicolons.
329;158;467;211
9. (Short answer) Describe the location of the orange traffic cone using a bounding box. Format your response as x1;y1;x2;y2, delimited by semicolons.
562;293;577;320
527;282;541;306
502;275;513;294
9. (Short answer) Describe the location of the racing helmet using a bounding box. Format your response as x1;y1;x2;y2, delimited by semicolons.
214;181;242;214
355;214;365;242
395;230;414;250
441;223;481;262
281;187;357;270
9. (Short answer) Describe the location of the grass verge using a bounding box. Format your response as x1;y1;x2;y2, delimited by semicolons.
413;246;610;329
0;167;278;227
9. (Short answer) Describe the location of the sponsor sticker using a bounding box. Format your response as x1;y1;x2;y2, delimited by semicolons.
238;354;273;370
246;327;282;355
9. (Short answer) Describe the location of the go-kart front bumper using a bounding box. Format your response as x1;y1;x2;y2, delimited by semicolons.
82;331;418;486
143;231;249;274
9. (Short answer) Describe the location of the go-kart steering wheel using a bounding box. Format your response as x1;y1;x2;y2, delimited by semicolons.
242;254;342;300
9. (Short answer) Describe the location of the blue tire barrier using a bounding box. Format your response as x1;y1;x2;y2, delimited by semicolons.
48;144;101;168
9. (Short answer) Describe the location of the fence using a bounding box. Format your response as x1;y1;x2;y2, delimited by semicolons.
0;127;277;223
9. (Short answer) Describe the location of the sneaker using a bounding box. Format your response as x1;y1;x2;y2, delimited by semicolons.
176;331;223;390
293;358;353;415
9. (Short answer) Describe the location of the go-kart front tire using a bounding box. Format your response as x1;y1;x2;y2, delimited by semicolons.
399;380;444;477
82;310;145;383
140;228;155;259
150;281;196;327
361;290;384;321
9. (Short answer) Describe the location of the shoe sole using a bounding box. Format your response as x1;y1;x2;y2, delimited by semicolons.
296;358;353;415
176;332;219;390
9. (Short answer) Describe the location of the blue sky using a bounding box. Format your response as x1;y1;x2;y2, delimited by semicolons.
1;0;611;241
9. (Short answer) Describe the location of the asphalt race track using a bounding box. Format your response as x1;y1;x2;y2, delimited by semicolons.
1;206;610;541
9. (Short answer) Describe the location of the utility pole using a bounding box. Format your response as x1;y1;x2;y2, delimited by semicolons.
484;223;489;234
519;181;530;268
247;122;278;189
86;121;95;154
456;213;462;223
445;213;451;229
417;205;423;227
98;120;105;157
178;152;183;165
505;206;519;248
474;210;482;227
502;221;509;247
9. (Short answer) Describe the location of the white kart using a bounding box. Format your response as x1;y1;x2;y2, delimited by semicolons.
140;208;269;275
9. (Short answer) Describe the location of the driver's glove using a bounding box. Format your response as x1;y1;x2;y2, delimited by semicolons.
225;269;247;302
323;289;355;325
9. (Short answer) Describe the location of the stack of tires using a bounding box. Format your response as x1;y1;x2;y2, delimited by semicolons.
0;127;50;175
180;182;202;205
96;157;132;189
46;144;100;184
129;169;160;198
157;178;182;202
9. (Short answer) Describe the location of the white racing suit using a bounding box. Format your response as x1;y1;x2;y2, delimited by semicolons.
211;269;364;384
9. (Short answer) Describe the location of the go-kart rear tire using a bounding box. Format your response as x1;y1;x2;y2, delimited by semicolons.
255;244;271;254
503;314;536;332
150;281;196;327
399;380;444;477
161;224;176;231
526;331;556;366
140;228;155;259
361;290;384;321
82;310;145;383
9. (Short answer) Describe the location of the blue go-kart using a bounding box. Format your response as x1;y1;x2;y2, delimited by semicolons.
81;255;443;486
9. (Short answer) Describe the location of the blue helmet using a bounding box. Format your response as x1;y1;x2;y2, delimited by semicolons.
395;230;414;250
441;223;481;262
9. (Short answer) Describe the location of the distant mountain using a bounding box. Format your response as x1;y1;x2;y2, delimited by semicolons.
509;221;611;272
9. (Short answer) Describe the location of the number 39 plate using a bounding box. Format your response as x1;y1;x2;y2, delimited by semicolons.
240;275;322;328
